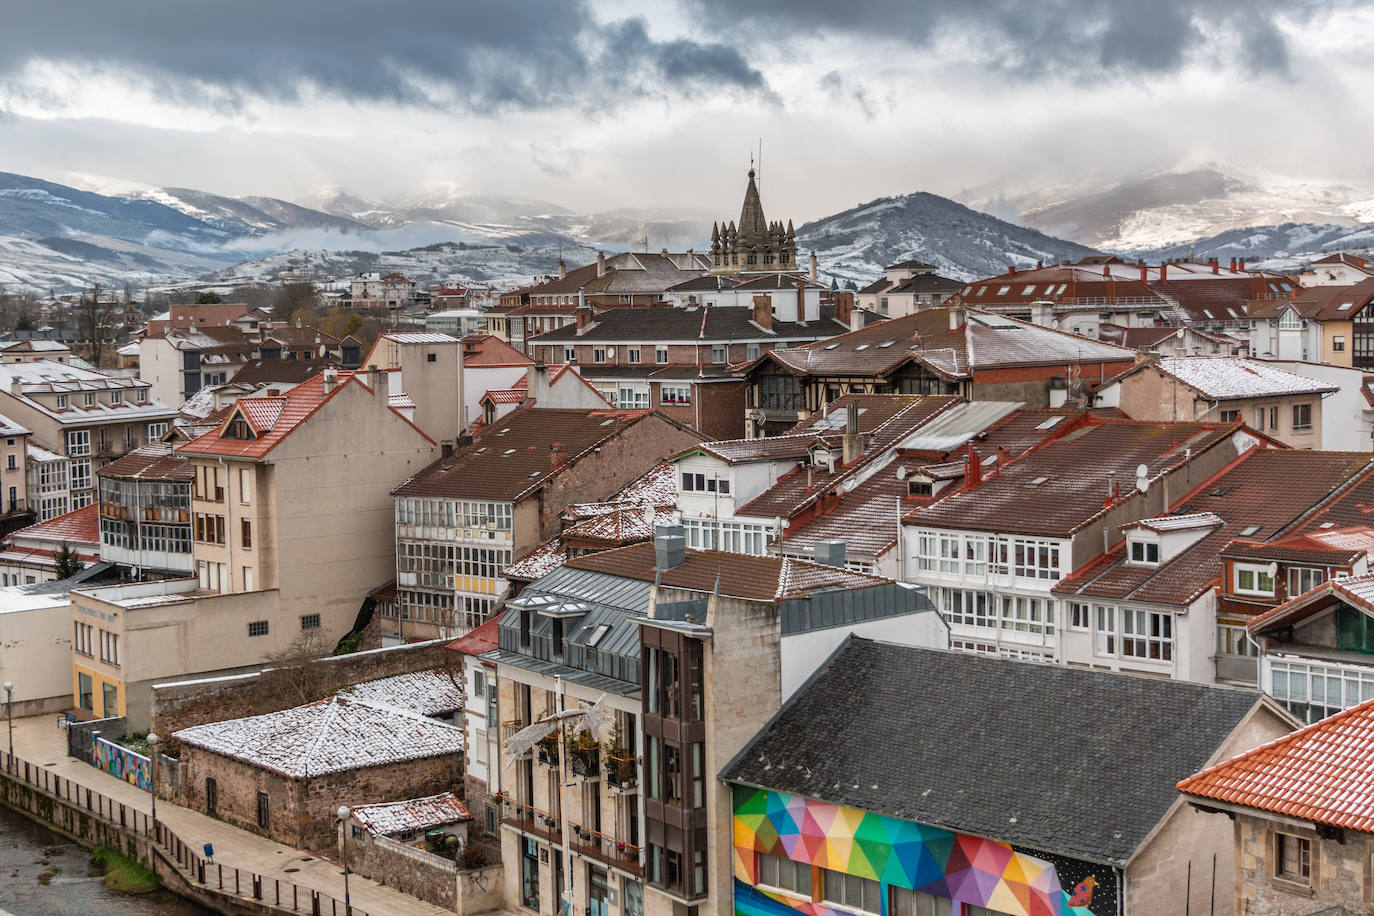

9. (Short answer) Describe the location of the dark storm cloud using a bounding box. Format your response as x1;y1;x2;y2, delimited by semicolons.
0;0;765;111
686;0;1331;78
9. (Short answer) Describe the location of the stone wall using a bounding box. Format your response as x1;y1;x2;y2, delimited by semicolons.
178;744;465;850
150;637;452;754
345;831;459;910
1232;812;1374;915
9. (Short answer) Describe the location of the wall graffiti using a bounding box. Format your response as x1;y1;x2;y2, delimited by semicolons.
732;786;1115;916
93;736;151;791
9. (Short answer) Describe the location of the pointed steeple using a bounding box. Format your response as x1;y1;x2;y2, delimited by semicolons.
738;168;768;241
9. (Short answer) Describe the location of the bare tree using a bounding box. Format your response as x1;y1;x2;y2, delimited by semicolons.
272;282;320;322
255;631;332;708
77;282;120;367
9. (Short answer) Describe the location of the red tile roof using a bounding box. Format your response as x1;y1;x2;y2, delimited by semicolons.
12;503;99;546
446;617;501;656
178;370;431;460
461;334;534;368
1178;695;1374;832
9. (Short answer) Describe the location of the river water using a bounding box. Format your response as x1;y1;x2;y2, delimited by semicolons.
0;804;213;916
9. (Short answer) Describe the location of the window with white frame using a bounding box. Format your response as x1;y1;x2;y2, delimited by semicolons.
1068;601;1090;630
593;348;607;363
617;387;648;409
1121;608;1173;660
940;588;995;629
1216;622;1257;658
1004;537;1061;580
660;385;691;405
70;459;91;492
1094;605;1116;654
627;348;641;363
147;422;168;440
998;595;1053;636
1235;564;1275;596
757;854;810;897
938;535;960;573
1269;658;1374;723
55;395;68;409
563;346;576;363
711;345;726;363
1288;566;1325;596
821;868;880;914
656;346;669;364
1128;537;1160;565
66;429;90;457
962;537;986;576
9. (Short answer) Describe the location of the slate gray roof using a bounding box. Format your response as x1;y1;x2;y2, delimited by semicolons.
720;637;1266;866
531;304;850;344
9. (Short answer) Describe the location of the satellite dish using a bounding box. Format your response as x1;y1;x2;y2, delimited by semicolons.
1136;463;1148;478
643;505;655;525
896;467;907;480
1267;562;1279;579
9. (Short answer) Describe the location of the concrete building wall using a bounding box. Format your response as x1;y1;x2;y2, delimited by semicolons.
1114;367;1323;449
0;597;73;712
1128;704;1295;916
137;336;183;408
1267;360;1372;451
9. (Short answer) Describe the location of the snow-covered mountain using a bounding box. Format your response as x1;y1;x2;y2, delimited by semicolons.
964;163;1374;253
138;187;371;236
797;192;1098;285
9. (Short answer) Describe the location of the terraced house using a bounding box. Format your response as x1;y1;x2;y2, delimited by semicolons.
387;406;700;641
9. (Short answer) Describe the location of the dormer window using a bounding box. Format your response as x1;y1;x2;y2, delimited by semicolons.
55;395;67;409
908;478;933;498
1128;538;1160;566
1236;564;1275;596
84;393;96;407
224;416;256;441
810;446;834;471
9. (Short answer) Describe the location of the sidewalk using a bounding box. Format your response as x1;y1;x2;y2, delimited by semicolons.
7;713;454;916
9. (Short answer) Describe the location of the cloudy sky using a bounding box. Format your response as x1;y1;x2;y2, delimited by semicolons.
1;0;1372;222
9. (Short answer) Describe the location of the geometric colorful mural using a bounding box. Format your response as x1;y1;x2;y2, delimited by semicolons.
93;736;151;791
732;787;1107;916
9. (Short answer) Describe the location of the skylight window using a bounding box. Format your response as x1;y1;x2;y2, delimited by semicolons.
1339;302;1355;311
586;623;612;647
1022;285;1036;296
1026;476;1050;487
504;448;516;455
996;286;1011;296
1055;284;1068;295
854;344;870;351
824;343;840;350
976;286;987;296
1034;417;1063;430
879;341;895;348
1239;525;1261;536
1202;309;1214;319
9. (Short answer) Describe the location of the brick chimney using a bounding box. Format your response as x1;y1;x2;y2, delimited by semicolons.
1238;258;1246;272
1008;264;1017;276
834;291;854;329
1230;257;1237;272
1102;266;1110;278
1160;262;1169;284
1209;257;1219;274
964;442;982;489
752;295;773;332
842;401;862;466
550;441;567;470
796;278;806;322
575;306;594;333
596;252;606;278
1139;261;1148;284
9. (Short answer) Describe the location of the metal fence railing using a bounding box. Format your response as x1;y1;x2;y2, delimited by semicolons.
0;750;367;916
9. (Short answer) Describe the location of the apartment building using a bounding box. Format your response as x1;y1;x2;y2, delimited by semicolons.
386;407;700;640
1098;356;1336;448
855;260;962;317
488;535;943;916
726;638;1295;916
26;442;69;521
70;368;438;727
361;331;465;442
95;442;194;576
0;360;176;508
739;307;1135;436
903;419;1269;664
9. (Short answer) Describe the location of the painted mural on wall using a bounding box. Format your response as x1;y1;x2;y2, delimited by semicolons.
93;736;151;791
732;786;1116;916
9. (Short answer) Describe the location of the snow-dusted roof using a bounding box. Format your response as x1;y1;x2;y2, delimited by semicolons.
0;360;175;423
503;537;567;581
172;695;464;778
26;442;63;462
336;669;463;717
1153;357;1339;400
350;792;471;836
1125;512;1225;533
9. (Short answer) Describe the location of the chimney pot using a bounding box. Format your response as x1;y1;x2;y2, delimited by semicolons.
596;252;606;278
965;442;982;489
550;441;567;470
1160;262;1168;284
442;441;454;459
948;307;965;331
654;532;686;570
752;295;773;332
1008;264;1017;276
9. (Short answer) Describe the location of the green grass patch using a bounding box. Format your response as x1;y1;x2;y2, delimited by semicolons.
91;845;159;894
36;864;60;885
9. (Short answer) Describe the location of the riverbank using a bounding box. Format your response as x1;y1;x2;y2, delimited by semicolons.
2;712;458;916
0;803;212;915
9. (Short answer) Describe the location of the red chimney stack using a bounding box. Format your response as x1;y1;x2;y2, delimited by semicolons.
964;442;982;489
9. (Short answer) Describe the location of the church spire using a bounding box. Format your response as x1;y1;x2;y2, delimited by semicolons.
738;167;768;241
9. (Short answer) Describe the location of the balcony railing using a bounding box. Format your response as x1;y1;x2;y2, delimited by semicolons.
569;746;600;779
498;797;642;876
605;754;637;792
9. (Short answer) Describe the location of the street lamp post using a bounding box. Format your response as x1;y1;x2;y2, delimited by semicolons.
3;681;12;772
146;732;159;836
338;805;352;915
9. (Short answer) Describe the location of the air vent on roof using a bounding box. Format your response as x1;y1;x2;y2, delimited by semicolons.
1239;525;1261;536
